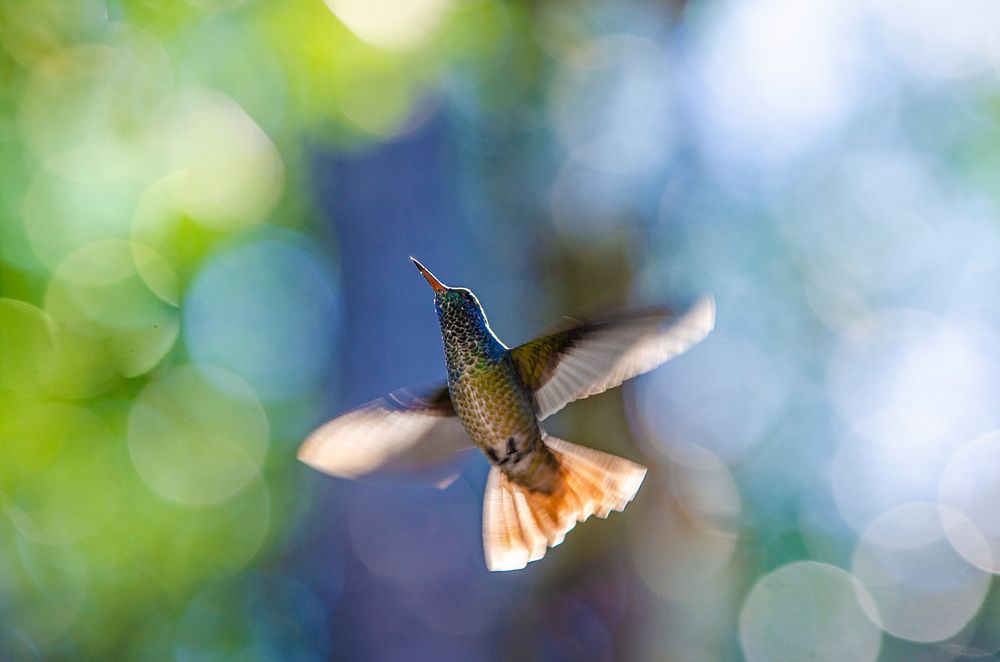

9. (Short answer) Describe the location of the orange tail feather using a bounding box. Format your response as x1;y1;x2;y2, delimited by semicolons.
482;435;647;571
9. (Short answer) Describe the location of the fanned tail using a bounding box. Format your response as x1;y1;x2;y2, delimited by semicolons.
482;435;647;571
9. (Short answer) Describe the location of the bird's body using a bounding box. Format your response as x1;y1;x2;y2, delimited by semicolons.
435;287;561;493
298;257;716;571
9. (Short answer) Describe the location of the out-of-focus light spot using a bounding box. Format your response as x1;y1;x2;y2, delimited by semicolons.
939;431;1000;574
254;0;429;137
130;173;215;279
106;318;180;381
0;402;101;494
0;0;107;71
739;561;881;662
131;174;180;246
791;152;967;332
851;503;991;642
45;240;180;377
665;442;741;534
629;481;738;601
802;211;944;334
870;0;1000;78
640;565;734;661
0;299;57;393
148;476;273;591
45;240;178;329
692;0;860;166
549;34;674;175
826;309;1000;529
824;308;1000;537
183;231;341;402
19;24;172;180
336;62;425;138
155;89;284;230
439;1;516;118
22;169;139;270
127;364;269;505
529;4;586;61
830;436;940;535
0;534;88;648
174;572;330;662
1;403;123;545
324;0;453;51
0;177;40;272
185;0;250;11
133;242;181;307
633;332;785;460
170;17;289;132
946;251;1000;329
44;325;119;399
348;482;480;586
828;309;1000;455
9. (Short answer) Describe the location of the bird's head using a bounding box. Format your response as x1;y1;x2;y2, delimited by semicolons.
410;257;488;328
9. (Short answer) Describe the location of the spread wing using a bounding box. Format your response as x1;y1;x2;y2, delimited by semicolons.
297;383;475;482
511;295;715;420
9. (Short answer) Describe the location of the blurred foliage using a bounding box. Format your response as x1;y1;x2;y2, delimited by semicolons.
0;0;515;656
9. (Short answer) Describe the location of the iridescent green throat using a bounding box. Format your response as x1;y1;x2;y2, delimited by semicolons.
434;288;507;383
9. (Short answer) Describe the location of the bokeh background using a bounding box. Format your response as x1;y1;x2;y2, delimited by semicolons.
3;0;1000;660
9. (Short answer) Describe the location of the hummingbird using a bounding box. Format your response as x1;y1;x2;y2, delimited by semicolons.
298;258;715;571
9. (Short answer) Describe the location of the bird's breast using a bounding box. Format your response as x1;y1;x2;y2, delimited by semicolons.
448;357;541;466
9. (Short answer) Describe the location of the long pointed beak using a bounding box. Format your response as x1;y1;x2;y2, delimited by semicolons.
410;257;447;293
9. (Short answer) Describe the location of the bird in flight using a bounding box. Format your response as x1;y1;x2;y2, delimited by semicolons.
298;257;715;571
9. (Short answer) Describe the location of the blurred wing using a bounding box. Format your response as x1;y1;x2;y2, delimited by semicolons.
511;295;715;420
297;383;474;481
